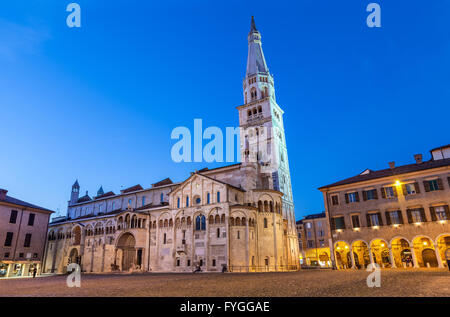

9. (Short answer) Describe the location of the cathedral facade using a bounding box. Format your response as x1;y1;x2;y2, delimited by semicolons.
43;17;300;273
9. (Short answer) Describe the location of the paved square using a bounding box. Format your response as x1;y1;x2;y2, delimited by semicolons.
0;269;449;297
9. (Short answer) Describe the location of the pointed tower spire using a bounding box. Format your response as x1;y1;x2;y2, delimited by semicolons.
246;16;269;78
97;186;104;197
250;16;257;33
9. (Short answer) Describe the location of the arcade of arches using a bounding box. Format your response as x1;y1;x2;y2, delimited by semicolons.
334;234;450;269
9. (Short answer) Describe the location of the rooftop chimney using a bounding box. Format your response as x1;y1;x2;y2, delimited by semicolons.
388;161;395;169
0;189;8;200
414;154;423;164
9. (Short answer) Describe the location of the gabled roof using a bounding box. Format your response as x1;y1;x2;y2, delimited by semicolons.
152;178;173;187
135;202;169;211
304;212;326;220
121;184;143;194
0;193;54;213
198;173;246;192
77;194;92;203
95;191;115;199
319;157;450;189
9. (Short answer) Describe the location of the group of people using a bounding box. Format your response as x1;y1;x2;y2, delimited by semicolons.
193;264;227;273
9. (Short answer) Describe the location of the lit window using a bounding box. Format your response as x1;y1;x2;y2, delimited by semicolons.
369;214;380;226
427;179;440;191
348;192;357;203
435;206;447;220
406;183;417;195
384;187;395;198
389;211;401;224
411;209;422;223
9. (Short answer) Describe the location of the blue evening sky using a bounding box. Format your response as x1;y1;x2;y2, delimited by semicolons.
0;1;449;220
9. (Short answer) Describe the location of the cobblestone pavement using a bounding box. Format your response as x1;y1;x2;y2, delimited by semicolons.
0;269;449;297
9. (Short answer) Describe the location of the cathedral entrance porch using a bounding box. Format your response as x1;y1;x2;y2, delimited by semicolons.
115;232;138;272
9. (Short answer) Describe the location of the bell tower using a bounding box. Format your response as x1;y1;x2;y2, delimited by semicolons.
238;17;295;226
69;179;80;206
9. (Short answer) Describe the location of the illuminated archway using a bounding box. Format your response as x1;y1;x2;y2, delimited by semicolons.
412;236;437;268
334;241;351;269
351;240;370;269
370;239;390;268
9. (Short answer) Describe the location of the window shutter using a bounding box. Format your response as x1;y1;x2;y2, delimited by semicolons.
373;189;378;199
429;207;437;222
341;217;346;229
393;186;398;197
423;181;430;192
355;192;360;202
444;205;450;220
398;210;404;224
366;214;371;227
402;185;407;196
345;194;349;204
385;211;391;225
381;187;386;199
414;182;420;194
362;191;367;201
419;208;427;222
330;217;336;230
406;209;413;224
377;212;383;226
437;178;444;190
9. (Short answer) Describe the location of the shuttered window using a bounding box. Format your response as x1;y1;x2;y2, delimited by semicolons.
24;233;32;247
424;179;443;192
331;195;339;205
4;232;13;247
334;216;345;229
351;215;360;228
9;210;18;224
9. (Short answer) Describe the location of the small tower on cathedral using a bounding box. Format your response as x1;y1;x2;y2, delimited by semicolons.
69;180;80;206
97;186;104;197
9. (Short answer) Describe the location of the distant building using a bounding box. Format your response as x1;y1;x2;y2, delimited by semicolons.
296;212;331;267
0;189;53;278
319;145;450;269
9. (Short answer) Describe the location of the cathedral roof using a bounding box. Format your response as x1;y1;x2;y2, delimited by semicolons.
152;178;173;187
77;192;92;203
121;184;144;194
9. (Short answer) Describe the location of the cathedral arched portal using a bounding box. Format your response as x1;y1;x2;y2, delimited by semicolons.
116;232;136;271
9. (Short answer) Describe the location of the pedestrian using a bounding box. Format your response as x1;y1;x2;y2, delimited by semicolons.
222;264;227;273
32;268;37;278
445;249;450;271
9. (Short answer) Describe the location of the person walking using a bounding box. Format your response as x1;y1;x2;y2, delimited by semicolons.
32;267;37;278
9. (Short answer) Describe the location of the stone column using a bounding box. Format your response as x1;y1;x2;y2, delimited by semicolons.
272;212;278;271
245;219;249;272
410;244;419;268
389;246;396;268
205;216;209;271
350;248;356;269
434;244;444;268
368;247;375;266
